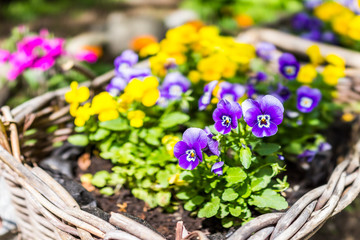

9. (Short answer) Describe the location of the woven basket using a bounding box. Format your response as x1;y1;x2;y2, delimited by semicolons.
1;36;360;240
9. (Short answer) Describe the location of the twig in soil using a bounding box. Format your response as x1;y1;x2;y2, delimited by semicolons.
104;230;141;240
109;212;165;240
182;231;209;240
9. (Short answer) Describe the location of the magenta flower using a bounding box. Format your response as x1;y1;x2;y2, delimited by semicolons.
296;86;322;113
212;99;242;134
242;95;284;138
198;80;218;111
174;128;208;170
203;127;220;157
75;51;98;63
160;72;190;100
218;82;245;102
211;161;224;176
0;49;10;63
278;53;300;80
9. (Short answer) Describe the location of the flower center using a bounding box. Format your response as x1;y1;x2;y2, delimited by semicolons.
169;85;183;97
186;149;196;162
257;114;271;128
285;66;296;75
223;94;235;102
300;97;313;108
221;115;232;127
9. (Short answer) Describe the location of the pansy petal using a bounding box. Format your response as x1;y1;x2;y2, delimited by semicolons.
251;125;266;138
230;114;238;129
242;99;260;116
77;86;90;103
178;155;199;170
263;106;283;125
212;108;223;122
244;107;262;127
214;121;227;134
173;141;189;159
193;143;203;162
259;95;284;113
142;88;160;107
264;123;278;137
182;128;208;149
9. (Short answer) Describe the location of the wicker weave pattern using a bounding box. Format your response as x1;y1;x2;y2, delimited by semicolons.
0;31;360;239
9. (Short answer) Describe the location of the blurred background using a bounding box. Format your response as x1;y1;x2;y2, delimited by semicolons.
0;0;359;239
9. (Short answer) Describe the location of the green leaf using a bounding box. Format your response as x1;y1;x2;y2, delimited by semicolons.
89;128;110;141
68;134;89;146
255;143;281;156
176;189;196;200
156;171;170;188
249;189;288;210
156;192;171;207
218;203;229;218
91;170;110;188
225;167;247;185
184;195;205;211
250;166;274;192
240;147;252;169
100;187;114;196
198;197;220;218
222;188;239;201
160;112;190;128
221;218;234;228
99;118;128;131
229;205;242;217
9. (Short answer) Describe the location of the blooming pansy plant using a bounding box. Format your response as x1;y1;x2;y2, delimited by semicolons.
65;23;346;228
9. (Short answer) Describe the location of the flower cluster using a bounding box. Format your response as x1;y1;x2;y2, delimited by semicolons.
0;30;65;80
148;23;255;80
292;1;360;49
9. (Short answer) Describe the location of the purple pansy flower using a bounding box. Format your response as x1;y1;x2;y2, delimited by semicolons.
322;31;338;44
298;142;331;162
218;82;245;102
212;99;242;134
304;0;322;9
272;83;291;103
296;86;322;113
160;72;190;100
203;127;220;156
301;30;322;42
256;71;267;81
211;161;224;176
119;67;151;81
106;76;128;96
292;13;310;31
199;80;218;111
247;84;256;98
256;42;276;61
242;95;284;138
278;53;300;80
174;128;208;170
114;50;138;71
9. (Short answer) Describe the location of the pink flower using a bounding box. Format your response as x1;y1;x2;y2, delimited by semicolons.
75;51;98;63
32;56;55;71
0;49;10;63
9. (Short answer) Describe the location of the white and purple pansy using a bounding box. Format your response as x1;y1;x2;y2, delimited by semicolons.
114;50;138;73
212;99;242;135
174;128;208;170
278;53;300;80
242;95;284;138
211;161;224;176
218;81;245;102
296;86;322;113
160;72;190;100
203;127;220;157
198;80;218;111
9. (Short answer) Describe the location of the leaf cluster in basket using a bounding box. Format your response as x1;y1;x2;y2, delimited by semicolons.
290;0;360;50
66;23;347;227
0;26;103;105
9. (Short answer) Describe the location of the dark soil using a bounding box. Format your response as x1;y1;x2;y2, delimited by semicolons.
75;155;229;240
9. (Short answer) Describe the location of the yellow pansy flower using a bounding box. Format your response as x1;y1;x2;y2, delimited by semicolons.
322;65;345;86
188;70;201;83
127;110;145;128
326;54;345;68
162;135;180;156
297;64;317;84
65;81;90;107
74;103;92;127
91;92;119;122
314;2;348;21
168;173;185;186
348;16;360;40
139;42;160;58
332;11;354;35
124;76;160;107
342;113;355;122
306;45;323;66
